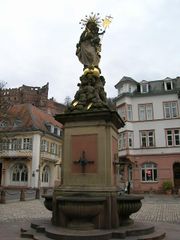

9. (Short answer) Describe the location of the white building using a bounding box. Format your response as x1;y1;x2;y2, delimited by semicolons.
0;103;63;189
115;76;180;193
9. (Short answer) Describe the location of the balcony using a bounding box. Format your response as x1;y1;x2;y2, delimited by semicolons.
0;149;32;159
40;151;60;163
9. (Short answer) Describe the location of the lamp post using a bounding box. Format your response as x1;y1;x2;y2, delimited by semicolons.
35;164;41;199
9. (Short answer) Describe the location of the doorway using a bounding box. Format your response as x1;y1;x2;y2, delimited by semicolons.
173;162;180;190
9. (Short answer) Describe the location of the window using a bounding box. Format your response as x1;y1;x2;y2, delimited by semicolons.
0;138;22;151
13;119;22;127
11;139;17;150
164;81;173;91
117;105;126;121
54;127;58;135
146;104;153;120
142;84;148;93
119;132;126;150
127;105;133;121
11;138;22;150
117;104;133;121
139;105;146;121
12;163;28;183
140;130;155;148
166;129;180;146
141;163;157;182
42;165;50;183
46;124;51;132
119;131;134;149
140;82;149;93
139;104;153;121
0;139;10;150
174;130;180;145
41;140;49;152
128;132;133;148
17;139;22;150
163;101;178;119
59;128;63;137
54;127;62;136
0;120;8;128
167;130;173;146
118;86;124;95
58;145;62;158
23;138;32;150
50;143;57;155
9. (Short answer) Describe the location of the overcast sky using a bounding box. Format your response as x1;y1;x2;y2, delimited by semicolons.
0;0;180;103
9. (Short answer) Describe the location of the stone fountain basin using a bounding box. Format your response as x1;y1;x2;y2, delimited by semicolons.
57;195;106;218
42;194;144;215
42;194;53;211
117;194;144;226
42;194;106;216
42;193;144;229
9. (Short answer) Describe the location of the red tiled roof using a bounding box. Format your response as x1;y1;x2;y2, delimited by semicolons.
0;103;63;133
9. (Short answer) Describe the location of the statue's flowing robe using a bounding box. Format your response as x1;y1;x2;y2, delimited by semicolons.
76;40;100;67
76;30;100;67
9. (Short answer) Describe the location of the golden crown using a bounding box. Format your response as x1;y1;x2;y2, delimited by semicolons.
79;12;101;29
79;12;113;30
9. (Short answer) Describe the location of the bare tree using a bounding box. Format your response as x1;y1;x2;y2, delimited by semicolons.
64;96;72;107
0;81;8;152
107;97;116;110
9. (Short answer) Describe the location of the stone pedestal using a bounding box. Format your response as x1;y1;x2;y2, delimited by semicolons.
53;110;124;229
56;110;123;189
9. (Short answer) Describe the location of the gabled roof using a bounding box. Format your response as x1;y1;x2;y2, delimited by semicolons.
140;80;148;84
0;103;63;133
115;76;180;101
115;76;138;88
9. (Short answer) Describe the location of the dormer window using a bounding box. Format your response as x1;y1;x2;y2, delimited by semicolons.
58;128;63;137
164;80;173;91
0;120;8;128
46;124;51;132
54;127;58;135
13;119;22;127
118;86;124;95
45;122;62;137
140;81;149;93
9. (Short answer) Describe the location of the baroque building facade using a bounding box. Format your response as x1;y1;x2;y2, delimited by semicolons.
115;76;180;193
0;103;63;188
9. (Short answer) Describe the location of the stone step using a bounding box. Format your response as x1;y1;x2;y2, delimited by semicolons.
137;231;166;240
24;220;166;240
112;223;155;238
21;228;166;240
111;231;166;240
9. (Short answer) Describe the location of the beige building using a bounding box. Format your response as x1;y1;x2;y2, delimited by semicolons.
0;103;63;188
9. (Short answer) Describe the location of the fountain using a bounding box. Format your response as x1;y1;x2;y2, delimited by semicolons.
24;13;166;240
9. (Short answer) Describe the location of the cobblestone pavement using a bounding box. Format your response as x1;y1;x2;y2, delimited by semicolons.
131;194;180;224
0;194;180;239
0;194;180;224
0;199;51;222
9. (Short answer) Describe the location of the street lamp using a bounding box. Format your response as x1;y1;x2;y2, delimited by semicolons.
35;166;40;199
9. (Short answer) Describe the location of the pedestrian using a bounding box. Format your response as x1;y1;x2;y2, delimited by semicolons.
127;181;131;194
